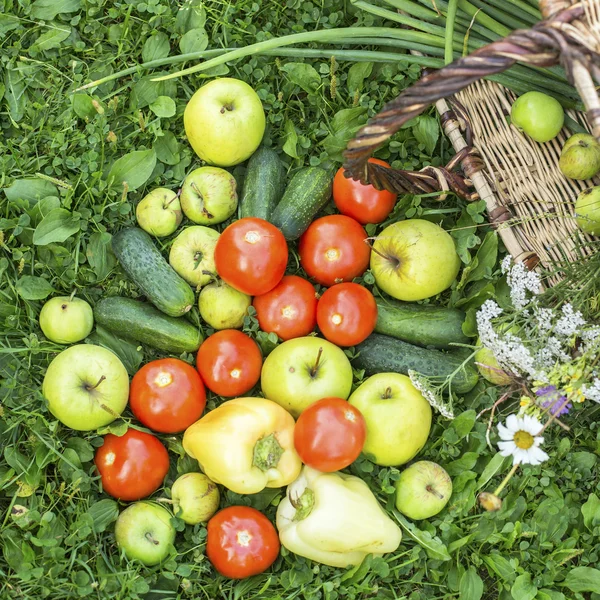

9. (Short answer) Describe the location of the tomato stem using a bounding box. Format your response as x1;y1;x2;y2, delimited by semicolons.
310;347;323;377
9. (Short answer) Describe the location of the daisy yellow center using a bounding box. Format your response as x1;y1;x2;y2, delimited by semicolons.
514;430;534;449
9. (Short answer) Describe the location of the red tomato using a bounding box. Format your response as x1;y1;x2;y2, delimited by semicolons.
206;506;280;579
294;397;366;472
214;217;288;296
94;428;170;501
196;330;262;396
298;215;370;287
252;275;318;341
317;283;378;347
333;158;397;225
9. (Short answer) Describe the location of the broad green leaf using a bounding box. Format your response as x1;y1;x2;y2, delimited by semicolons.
511;573;538;600
347;62;373;95
459;231;498;289
451;210;479;264
572;451;596;471
4;64;27;123
16;276;54;300
452;409;476;438
88;499;119;533
31;0;81;20
483;553;516;583
175;0;206;33
130;76;177;109
562;567;600;593
393;511;451;561
536;591;565;600
455;281;495;311
3;178;58;204
106;149;157;192
321;107;368;162
87;325;143;375
582;493;600;529
86;232;116;281
282;119;299;159
31;24;70;51
179;27;208;54
413;115;439;155
459;566;483;600
33;208;80;245
477;453;509;489
281;63;321;94
0;14;20;36
72;94;97;120
155;131;181;165
149;96;177;118
446;452;478;476
142;32;170;62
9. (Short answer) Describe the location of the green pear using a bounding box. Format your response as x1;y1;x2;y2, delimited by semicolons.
575;186;600;235
559;133;600;180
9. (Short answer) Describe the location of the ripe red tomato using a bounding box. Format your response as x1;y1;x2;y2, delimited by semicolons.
129;358;206;433
252;275;317;341
214;217;288;296
298;215;370;287
294;397;366;472
333;158;397;225
206;506;280;579
196;330;262;396
317;282;378;347
94;428;170;501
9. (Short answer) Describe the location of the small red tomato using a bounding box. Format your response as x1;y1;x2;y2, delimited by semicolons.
294;397;366;472
94;428;170;501
252;275;318;341
317;282;378;347
298;215;370;287
214;217;288;296
206;506;280;579
129;358;206;433
196;330;262;396
333;158;397;225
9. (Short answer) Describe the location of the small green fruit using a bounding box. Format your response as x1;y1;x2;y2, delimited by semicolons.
474;337;512;385
198;280;251;329
39;296;94;344
171;473;220;524
511;91;564;143
559;133;600;180
575;186;600;235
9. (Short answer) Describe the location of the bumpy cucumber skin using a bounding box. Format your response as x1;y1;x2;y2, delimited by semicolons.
375;298;468;349
240;147;287;221
354;333;479;394
112;227;195;317
94;297;203;354
271;167;332;240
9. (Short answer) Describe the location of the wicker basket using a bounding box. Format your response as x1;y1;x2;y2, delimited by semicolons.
343;0;600;283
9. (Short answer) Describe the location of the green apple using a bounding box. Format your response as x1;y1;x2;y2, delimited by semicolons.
511;91;564;143
169;226;220;288
198;279;251;329
135;188;182;237
114;502;175;566
474;346;512;385
575;186;600;235
348;373;432;466
42;344;129;431
370;219;460;302
39;296;94;344
184;78;265;167
394;460;452;520
261;336;353;417
559;133;600;180
171;473;220;524
180;167;238;226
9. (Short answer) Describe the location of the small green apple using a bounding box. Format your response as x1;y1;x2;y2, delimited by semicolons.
39;296;94;344
171;473;220;524
198;279;251;329
42;344;129;431
370;219;460;302
474;345;512;385
575;186;600;235
169;226;220;288
394;460;452;520
184;77;266;167
136;188;182;237
114;502;175;566
348;372;432;466
559;133;600;180
261;336;353;417
511;91;564;143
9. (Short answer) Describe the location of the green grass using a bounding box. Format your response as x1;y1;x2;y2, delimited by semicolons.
2;1;600;599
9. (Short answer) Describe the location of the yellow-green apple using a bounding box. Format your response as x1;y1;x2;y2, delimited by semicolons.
261;336;353;417
559;133;600;180
370;219;460;301
575;186;600;235
198;279;251;329
511;91;564;143
184;78;266;167
114;502;175;566
135;188;182;237
180;167;238;225
39;296;94;344
394;460;452;520
348;372;432;466
42;344;129;431
171;473;220;524
474;341;512;385
169;226;220;288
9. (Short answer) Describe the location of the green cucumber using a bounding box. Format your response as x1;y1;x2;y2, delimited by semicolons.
112;227;195;317
375;297;468;349
353;333;479;394
94;297;203;354
240;147;286;221
272;167;332;240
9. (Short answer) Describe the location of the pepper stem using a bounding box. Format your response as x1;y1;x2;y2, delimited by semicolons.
252;433;284;472
291;488;315;522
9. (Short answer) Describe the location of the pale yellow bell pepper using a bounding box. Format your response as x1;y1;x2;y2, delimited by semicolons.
182;397;302;495
276;466;402;568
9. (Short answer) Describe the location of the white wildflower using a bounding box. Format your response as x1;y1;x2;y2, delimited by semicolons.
554;304;586;337
582;378;600;403
502;258;542;310
497;414;549;466
535;308;554;334
545;336;571;362
408;370;454;419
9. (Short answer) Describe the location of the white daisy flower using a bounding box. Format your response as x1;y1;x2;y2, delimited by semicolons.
497;414;549;466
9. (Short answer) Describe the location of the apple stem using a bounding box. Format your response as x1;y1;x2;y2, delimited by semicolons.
164;195;178;209
156;498;174;504
365;238;388;261
382;386;393;399
310;347;323;377
426;485;444;500
69;290;77;302
201;270;219;284
86;375;106;391
145;532;160;546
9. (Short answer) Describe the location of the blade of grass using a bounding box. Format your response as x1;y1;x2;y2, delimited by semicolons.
445;0;459;64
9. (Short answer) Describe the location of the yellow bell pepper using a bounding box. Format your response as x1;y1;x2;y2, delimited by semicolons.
276;466;402;568
182;397;302;495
